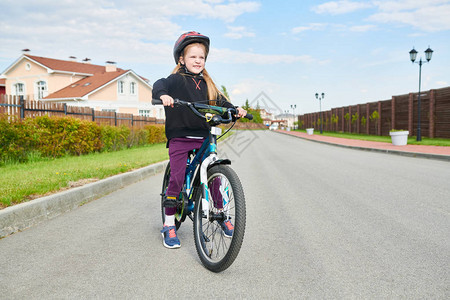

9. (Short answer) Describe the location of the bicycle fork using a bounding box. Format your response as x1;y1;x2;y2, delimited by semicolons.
200;153;217;220
199;126;222;220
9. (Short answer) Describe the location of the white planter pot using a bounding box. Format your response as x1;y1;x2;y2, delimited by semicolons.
389;131;409;146
306;128;314;135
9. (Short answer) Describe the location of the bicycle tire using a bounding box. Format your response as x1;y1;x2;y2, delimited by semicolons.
160;164;182;230
193;165;246;272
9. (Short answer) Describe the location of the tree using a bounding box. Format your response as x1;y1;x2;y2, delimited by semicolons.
369;110;380;135
220;85;230;101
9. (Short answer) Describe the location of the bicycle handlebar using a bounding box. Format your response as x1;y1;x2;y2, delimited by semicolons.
152;98;253;123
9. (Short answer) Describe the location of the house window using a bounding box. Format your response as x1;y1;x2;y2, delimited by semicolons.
102;109;117;112
36;81;47;99
14;83;25;96
118;81;125;94
130;82;137;95
139;110;151;117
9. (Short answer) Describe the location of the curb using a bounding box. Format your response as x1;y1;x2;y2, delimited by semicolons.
0;160;168;238
276;131;450;162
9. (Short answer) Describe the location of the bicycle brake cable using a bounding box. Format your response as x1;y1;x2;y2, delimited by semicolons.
217;120;236;140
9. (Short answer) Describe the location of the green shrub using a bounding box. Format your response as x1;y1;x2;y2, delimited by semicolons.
101;125;130;152
127;128;149;148
0;115;38;164
145;125;166;144
0;114;166;165
33;116;102;157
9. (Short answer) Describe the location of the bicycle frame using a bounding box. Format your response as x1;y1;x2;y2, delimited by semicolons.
183;125;226;220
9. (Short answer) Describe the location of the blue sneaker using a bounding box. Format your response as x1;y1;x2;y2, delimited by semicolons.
161;225;181;249
219;219;234;238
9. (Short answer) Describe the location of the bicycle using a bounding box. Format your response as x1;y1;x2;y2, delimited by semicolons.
152;98;252;272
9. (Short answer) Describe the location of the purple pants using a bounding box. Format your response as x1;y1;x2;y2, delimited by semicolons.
165;138;204;216
165;137;224;216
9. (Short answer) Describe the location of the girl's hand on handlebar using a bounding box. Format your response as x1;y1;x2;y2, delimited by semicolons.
236;107;247;118
160;95;174;107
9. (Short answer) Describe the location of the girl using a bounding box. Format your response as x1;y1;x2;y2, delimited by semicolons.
152;31;246;249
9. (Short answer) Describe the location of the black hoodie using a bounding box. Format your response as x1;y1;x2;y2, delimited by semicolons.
152;69;234;141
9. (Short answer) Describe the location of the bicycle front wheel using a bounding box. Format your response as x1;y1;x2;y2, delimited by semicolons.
193;165;246;273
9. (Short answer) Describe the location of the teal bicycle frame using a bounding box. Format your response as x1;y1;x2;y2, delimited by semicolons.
183;124;230;221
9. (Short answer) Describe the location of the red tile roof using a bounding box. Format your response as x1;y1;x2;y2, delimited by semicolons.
45;69;128;99
0;78;5;85
25;54;115;74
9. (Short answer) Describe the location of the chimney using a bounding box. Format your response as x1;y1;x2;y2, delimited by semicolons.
69;56;77;62
105;61;117;72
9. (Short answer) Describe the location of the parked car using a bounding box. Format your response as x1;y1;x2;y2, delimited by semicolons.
269;123;278;130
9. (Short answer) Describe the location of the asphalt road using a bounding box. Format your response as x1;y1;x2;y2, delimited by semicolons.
1;131;449;299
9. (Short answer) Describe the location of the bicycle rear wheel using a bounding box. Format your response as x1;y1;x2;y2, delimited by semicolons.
193;165;246;272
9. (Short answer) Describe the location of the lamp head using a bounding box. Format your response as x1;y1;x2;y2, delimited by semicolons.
425;47;433;62
409;48;418;62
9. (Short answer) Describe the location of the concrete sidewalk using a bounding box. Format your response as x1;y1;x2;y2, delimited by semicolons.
277;130;450;161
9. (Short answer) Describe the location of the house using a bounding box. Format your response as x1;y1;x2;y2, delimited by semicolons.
258;108;274;126
0;53;164;119
0;78;5;95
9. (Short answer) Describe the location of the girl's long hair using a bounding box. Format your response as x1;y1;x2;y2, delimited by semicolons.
172;43;229;104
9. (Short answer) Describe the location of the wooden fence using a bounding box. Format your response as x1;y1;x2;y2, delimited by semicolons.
298;86;450;139
0;95;164;128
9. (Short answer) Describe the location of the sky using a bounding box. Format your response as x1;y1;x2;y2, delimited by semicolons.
1;0;449;115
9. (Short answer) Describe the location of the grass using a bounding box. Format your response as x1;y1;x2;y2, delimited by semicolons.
0;144;169;208
294;130;450;146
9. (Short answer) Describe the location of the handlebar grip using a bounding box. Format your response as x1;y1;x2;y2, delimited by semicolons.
152;98;163;105
245;113;253;120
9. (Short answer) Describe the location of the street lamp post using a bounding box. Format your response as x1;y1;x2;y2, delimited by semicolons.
290;104;296;129
315;92;325;134
409;46;433;141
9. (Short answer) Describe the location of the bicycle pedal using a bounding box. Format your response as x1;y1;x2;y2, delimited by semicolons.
202;233;210;242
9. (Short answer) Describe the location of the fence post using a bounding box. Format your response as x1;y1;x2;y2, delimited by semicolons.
92;108;95;122
357;104;360;133
64;103;67;115
366;104;370;134
391;96;396;130
408;93;413;136
131;115;134;127
377;101;382;136
19;96;25;119
429;89;435;138
114;112;117;126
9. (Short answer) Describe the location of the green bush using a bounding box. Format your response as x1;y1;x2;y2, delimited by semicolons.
0;115;38;164
101;125;130;152
145;125;166;144
127;128;149;148
0;114;167;165
33;116;102;157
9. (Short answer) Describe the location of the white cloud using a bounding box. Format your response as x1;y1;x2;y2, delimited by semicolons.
349;24;376;32
210;48;316;65
292;23;327;34
153;0;260;23
0;0;262;67
312;0;373;15
369;2;450;31
224;26;256;39
312;0;450;32
230;78;280;104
